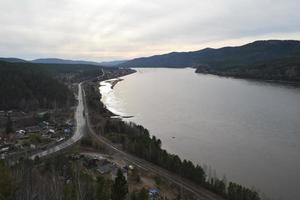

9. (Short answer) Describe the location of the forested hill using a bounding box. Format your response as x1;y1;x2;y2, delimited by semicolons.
0;57;28;63
120;40;300;68
119;40;300;82
0;61;75;111
32;58;101;66
196;53;300;82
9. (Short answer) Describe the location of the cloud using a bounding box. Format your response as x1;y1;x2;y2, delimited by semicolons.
0;0;299;60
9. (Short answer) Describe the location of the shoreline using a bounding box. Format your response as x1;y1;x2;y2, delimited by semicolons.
99;73;135;119
195;70;300;86
104;78;124;89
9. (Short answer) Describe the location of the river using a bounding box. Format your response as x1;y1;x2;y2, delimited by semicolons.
99;68;300;200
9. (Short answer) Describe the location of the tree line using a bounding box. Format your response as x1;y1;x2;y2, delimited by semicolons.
104;119;260;200
0;155;130;200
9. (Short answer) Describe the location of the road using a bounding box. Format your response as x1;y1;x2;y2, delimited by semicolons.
29;77;223;199
83;85;224;200
31;82;86;159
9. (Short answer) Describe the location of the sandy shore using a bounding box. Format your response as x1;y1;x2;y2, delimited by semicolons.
100;78;133;119
105;78;124;89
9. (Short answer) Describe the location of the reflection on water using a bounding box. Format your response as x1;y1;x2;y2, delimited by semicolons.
100;68;300;200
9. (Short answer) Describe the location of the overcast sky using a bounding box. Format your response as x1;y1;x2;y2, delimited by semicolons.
0;0;300;61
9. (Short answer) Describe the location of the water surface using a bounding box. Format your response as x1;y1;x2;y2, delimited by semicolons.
100;68;300;200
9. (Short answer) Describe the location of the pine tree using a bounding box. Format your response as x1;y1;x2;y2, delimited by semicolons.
111;169;128;200
137;188;148;200
96;176;109;200
0;161;15;200
5;116;13;135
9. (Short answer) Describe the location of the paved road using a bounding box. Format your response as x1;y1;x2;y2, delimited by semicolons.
29;78;223;200
31;83;86;159
84;87;224;200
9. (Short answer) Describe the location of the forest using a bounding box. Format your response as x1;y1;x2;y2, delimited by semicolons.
0;61;75;111
0;155;131;200
118;40;300;82
196;53;300;82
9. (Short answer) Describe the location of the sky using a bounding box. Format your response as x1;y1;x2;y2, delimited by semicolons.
0;0;300;61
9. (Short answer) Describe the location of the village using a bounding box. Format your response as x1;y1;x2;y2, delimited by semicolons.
67;151;173;200
0;109;75;159
0;109;179;199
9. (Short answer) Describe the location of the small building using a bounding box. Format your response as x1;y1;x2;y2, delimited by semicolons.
56;137;65;142
0;147;9;153
16;130;26;138
42;121;50;128
47;129;55;134
64;128;72;134
97;163;115;174
25;126;41;134
65;121;73;127
148;188;160;200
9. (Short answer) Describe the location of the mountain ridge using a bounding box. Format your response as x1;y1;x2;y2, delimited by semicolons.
119;40;300;68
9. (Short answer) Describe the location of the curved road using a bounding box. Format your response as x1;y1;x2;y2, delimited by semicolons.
29;79;223;200
31;83;86;159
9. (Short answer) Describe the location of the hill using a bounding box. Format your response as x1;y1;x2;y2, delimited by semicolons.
0;57;126;67
0;57;28;63
32;58;102;66
119;40;300;81
0;61;75;111
196;53;300;82
99;60;127;66
32;58;128;67
120;40;300;68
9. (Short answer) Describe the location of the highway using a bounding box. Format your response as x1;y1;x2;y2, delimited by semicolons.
31;82;86;159
29;77;223;200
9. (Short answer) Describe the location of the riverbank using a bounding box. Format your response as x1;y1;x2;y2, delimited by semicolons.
195;68;300;86
99;75;135;119
111;78;124;89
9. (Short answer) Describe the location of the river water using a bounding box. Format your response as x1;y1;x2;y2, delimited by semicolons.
99;68;300;200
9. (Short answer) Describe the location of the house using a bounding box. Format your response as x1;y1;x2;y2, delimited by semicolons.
69;154;82;160
148;188;160;200
16;130;26;138
64;128;72;134
97;163;115;174
56;137;65;142
42;121;50;128
65;121;73;127
0;146;9;153
47;129;55;134
97;163;128;180
25;126;41;134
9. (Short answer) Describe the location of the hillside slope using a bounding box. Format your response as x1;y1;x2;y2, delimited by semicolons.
32;58;102;66
0;61;75;111
196;54;300;82
0;57;28;63
120;40;300;68
120;40;300;81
